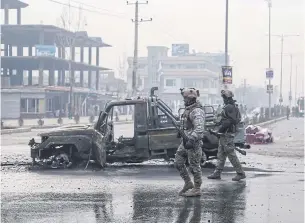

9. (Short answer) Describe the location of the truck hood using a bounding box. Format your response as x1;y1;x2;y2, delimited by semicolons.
39;124;96;137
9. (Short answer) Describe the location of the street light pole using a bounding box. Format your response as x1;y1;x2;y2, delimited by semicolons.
225;0;229;67
289;54;292;108
223;0;229;90
279;35;284;105
266;0;272;118
294;65;297;105
271;34;300;105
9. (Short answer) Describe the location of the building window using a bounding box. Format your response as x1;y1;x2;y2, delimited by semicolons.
165;79;176;87
185;64;197;69
20;99;27;113
138;64;146;69
183;79;200;88
203;80;209;88
198;64;206;69
47;99;53;112
20;98;40;113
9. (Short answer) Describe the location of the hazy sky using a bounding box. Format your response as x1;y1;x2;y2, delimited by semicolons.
2;0;304;99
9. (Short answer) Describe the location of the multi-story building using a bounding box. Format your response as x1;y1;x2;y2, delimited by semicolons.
127;45;225;110
0;0;119;119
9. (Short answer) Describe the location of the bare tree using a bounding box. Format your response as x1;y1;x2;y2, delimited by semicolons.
56;2;87;117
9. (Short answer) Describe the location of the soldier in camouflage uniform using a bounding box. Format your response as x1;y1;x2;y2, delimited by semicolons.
175;88;205;197
208;90;246;181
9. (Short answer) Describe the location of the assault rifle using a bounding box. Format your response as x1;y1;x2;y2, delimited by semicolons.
155;99;190;146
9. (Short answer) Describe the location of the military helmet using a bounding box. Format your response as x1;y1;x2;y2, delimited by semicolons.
221;89;234;98
180;88;200;98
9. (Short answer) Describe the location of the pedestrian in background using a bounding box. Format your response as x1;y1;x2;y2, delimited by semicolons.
286;106;290;120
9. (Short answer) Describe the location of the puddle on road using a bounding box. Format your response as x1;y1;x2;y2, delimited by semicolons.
1;177;304;223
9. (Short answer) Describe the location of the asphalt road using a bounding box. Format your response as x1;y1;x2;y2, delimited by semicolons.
1;118;304;223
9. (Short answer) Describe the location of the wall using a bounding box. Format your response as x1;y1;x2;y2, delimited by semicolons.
1;93;21;119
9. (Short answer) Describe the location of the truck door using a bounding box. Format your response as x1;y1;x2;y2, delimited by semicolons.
134;102;149;158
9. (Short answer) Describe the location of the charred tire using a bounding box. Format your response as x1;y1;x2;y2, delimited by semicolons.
200;151;208;167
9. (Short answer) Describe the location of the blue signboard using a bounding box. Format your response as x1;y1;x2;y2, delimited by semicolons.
172;44;189;56
266;69;274;79
35;45;56;57
222;66;233;84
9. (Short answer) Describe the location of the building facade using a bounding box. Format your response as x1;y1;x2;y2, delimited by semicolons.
0;0;125;119
127;46;225;110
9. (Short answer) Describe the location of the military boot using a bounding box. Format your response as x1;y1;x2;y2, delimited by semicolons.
207;169;222;180
183;183;201;197
232;173;246;181
179;181;194;196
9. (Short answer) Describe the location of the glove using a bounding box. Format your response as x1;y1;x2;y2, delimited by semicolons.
184;138;195;149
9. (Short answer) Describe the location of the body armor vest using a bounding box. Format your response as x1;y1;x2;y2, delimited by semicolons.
181;102;203;131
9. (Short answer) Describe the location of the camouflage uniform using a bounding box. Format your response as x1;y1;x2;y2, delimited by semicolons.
175;88;205;197
216;135;244;173
208;90;246;181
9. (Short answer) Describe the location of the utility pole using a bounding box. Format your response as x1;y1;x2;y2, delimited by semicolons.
271;34;300;105
302;68;305;97
225;0;229;67
294;65;297;105
223;0;229;90
289;54;292;108
68;0;73;119
243;79;246;104
127;1;152;97
265;0;272;119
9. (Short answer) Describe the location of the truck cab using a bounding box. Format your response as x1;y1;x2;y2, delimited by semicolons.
95;87;215;164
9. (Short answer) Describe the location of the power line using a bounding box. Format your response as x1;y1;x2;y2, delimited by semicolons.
47;0;128;18
69;0;127;17
48;0;183;45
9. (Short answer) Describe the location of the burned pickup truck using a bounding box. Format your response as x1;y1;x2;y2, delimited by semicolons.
29;87;249;169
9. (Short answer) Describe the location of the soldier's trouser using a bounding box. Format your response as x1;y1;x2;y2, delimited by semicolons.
175;142;202;187
216;136;244;174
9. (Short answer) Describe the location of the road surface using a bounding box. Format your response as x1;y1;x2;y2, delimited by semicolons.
1;118;304;223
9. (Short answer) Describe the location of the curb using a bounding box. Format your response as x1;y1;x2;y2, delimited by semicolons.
1;120;134;135
255;116;286;127
31;125;61;129
1;127;32;135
